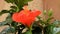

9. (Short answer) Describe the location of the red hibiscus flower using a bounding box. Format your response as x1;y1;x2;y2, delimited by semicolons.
12;6;41;27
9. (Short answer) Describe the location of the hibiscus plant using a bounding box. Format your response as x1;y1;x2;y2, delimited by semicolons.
0;0;60;34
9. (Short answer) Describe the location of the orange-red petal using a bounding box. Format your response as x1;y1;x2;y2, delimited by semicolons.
12;9;41;27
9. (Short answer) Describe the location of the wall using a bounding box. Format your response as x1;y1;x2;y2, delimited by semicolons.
43;0;60;20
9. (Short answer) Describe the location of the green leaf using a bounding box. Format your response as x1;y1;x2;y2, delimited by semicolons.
44;20;60;34
52;20;60;34
0;10;9;15
5;0;33;12
0;14;12;26
48;9;53;17
44;24;55;34
53;27;60;34
11;22;18;28
43;10;47;15
10;6;17;9
0;27;15;34
10;6;19;12
56;31;60;34
53;20;60;27
46;17;53;23
9;9;16;13
0;9;16;15
24;30;32;34
24;0;32;4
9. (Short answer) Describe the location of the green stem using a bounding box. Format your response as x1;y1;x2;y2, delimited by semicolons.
29;25;32;34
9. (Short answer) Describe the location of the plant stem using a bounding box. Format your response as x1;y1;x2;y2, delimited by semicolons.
42;28;44;34
29;25;32;34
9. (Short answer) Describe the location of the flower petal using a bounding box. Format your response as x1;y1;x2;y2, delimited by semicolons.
32;10;41;17
12;13;18;22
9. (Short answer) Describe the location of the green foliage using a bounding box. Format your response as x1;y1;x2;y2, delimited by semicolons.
44;24;55;34
9;6;17;13
0;0;32;15
0;9;16;15
48;9;53;17
11;22;18;28
5;0;32;4
53;27;60;34
53;20;60;34
24;30;32;34
5;0;32;11
43;10;47;15
56;31;60;34
0;14;12;26
53;20;60;26
44;9;53;24
37;9;53;26
44;20;60;34
0;27;15;34
37;9;59;34
46;17;53;23
0;10;9;15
